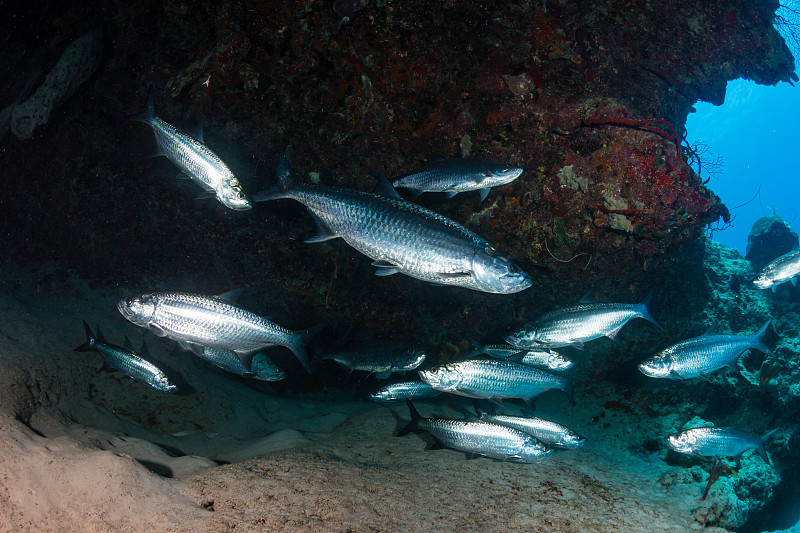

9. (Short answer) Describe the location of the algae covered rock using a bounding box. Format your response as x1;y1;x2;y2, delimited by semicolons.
746;215;799;272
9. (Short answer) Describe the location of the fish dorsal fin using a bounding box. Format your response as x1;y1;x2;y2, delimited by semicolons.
95;324;109;344
139;340;152;359
374;173;402;199
124;336;135;352
430;154;446;162
701;326;717;336
191;122;204;142
304;210;339;243
444;191;458;199
579;290;594;304
217;288;245;303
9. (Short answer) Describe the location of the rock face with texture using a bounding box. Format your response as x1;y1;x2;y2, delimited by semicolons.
746;215;800;271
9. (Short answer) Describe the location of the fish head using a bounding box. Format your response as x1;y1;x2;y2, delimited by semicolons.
418;365;462;391
397;349;427;371
637;353;673;379
666;430;698;455
561;432;587;449
752;271;775;290
504;328;540;348
546;351;574;371
117;295;157;325
154;372;178;393
520;440;555;462
470;246;532;294
485;162;524;182
217;178;252;211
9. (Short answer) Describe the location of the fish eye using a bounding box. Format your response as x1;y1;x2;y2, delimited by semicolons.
509;264;520;273
237;192;244;199
126;298;133;306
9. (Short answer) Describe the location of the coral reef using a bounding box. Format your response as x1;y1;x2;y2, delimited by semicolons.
746;215;800;271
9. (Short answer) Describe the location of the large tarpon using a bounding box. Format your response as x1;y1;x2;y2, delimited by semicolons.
753;249;800;291
399;401;554;462
253;154;531;294
391;157;523;201
74;321;178;393
666;425;778;464
131;94;251;210
196;346;286;382
117;291;323;373
368;380;442;402
466;338;574;372
637;321;772;380
505;290;661;349
418;359;573;405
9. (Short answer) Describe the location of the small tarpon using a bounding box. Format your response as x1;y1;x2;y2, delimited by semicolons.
666;426;778;465
391;157;523;201
131;93;251;210
753;249;800;291
399;400;554;462
466;338;574;372
473;408;585;450
505;290;662;349
638;321;772;380
74;321;178;393
369;380;442;402
253;154;531;294
322;341;426;379
196;346;286;382
418;359;573;406
117;291;323;373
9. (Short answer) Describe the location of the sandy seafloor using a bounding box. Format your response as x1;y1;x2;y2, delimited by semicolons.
0;261;785;533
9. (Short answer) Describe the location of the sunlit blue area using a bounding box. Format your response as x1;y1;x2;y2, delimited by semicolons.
686;79;799;256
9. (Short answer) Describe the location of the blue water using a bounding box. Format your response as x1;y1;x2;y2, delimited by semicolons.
686;79;800;256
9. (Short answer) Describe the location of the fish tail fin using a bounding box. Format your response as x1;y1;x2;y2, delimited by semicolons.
398;400;422;436
638;288;663;330
754;320;774;356
128;89;155;124
292;322;327;374
253;152;297;202
73;320;96;352
758;428;779;464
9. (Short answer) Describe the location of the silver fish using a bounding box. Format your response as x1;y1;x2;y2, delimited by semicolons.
466;338;574;372
391;157;524;201
666;426;778;464
753;249;800;291
253;154;531;294
132;94;251;210
638;321;772;379
418;359;573;405
197;347;286;382
505;290;661;349
399;401;554;462
369;380;442;402
117;291;323;373
74;321;177;393
475;409;585;450
322;341;426;378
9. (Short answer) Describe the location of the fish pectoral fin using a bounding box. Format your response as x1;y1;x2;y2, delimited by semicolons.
570;341;585;351
196;191;217;200
438;271;472;278
187;343;206;356
428;441;446;451
372;260;400;277
489;398;504;407
304;211;339;243
148;324;169;337
478;188;490;202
